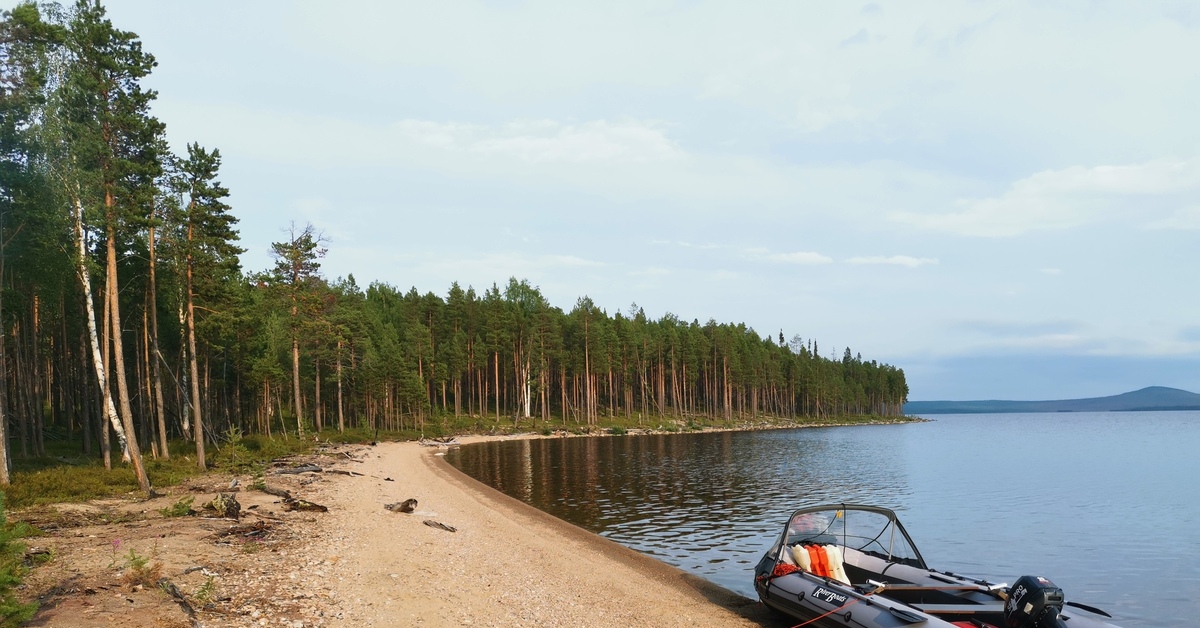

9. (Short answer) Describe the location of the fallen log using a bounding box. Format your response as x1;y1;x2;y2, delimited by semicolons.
271;464;322;475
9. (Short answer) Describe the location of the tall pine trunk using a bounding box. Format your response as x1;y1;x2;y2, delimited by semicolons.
105;188;151;495
185;245;205;468
147;219;168;458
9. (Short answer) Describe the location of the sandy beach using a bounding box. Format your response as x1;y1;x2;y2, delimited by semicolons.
21;437;777;627
311;438;770;627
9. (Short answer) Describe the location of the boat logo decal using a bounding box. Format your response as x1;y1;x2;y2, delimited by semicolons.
812;586;848;606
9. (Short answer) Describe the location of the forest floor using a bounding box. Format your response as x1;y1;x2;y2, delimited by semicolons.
14;432;787;627
15;442;360;628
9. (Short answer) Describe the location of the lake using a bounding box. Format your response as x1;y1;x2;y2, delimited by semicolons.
445;412;1200;627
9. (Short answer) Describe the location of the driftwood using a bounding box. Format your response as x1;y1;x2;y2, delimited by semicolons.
422;519;456;532
282;498;328;512
384;498;417;513
271;464;322;475
419;437;460;447
157;577;198;622
325;469;363;477
246;509;285;522
258;485;293;500
216;520;271;538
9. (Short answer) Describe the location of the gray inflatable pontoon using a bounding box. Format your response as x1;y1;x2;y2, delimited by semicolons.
753;504;1121;628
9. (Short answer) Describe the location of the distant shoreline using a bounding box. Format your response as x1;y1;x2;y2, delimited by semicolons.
905;385;1200;414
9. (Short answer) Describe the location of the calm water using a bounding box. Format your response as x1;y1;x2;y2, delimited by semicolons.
445;412;1200;627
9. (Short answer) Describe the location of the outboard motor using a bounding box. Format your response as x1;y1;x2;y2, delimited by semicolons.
1004;575;1068;628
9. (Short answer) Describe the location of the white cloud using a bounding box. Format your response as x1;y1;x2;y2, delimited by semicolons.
768;251;835;265
394;119;683;164
846;255;937;267
891;160;1200;236
1143;206;1200;230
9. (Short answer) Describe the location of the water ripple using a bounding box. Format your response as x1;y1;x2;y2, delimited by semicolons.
446;413;1200;627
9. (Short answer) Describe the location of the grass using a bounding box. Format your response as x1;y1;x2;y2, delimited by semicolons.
0;494;38;625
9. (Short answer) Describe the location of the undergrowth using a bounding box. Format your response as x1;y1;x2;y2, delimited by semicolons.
0;494;38;626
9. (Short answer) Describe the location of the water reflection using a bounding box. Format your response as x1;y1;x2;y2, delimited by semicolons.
446;425;913;594
446;413;1200;627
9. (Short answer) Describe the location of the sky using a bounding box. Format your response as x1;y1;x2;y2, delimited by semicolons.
31;0;1200;401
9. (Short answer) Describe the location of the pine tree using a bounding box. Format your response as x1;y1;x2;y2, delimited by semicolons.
268;222;326;436
174;142;241;468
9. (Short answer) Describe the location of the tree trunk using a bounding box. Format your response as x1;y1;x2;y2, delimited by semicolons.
71;192;128;473
147;219;168;458
106;191;152;495
185;221;206;469
292;334;303;436
0;233;9;484
336;339;345;432
314;359;322;432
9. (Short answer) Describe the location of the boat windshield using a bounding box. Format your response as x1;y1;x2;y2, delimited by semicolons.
782;505;925;567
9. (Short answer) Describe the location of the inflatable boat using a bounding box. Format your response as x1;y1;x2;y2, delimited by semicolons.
754;504;1121;628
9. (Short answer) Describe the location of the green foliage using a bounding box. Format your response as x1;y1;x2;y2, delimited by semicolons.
194;575;216;603
0;494;38;625
158;496;194;518
608;426;627;436
113;546;161;588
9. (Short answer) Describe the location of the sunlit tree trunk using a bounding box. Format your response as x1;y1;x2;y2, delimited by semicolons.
71;192;128;469
104;185;151;494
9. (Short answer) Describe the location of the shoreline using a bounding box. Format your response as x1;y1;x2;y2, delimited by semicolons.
313;440;773;626
19;418;921;626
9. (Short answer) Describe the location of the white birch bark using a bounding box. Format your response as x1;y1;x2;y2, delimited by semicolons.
71;190;131;461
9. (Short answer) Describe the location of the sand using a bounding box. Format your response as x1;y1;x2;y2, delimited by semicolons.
311;438;769;627
20;437;775;627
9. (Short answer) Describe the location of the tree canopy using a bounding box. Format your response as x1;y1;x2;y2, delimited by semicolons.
0;1;909;484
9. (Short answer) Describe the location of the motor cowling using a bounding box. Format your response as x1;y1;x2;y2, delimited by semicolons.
1004;575;1068;628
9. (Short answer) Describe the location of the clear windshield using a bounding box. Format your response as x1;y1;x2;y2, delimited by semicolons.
781;505;925;567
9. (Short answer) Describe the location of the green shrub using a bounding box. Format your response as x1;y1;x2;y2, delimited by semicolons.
158;497;195;518
0;493;38;625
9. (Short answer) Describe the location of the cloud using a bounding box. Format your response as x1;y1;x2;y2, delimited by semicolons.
394;119;684;164
767;251;835;264
846;255;937;267
891;160;1200;236
952;319;1082;339
1143;206;1200;230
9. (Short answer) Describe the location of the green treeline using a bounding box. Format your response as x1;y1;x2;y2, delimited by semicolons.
0;2;908;489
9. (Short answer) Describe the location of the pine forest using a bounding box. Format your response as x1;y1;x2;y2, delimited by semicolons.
0;1;909;489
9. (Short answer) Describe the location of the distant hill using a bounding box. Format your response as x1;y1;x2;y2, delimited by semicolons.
904;386;1200;414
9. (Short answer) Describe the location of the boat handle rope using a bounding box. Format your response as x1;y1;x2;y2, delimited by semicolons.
788;584;884;628
788;595;862;628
